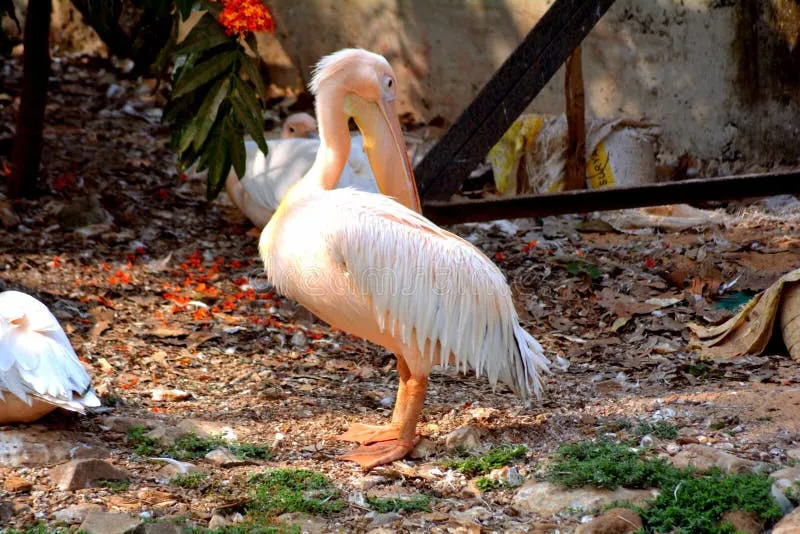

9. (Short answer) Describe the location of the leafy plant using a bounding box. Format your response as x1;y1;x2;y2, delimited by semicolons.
366;494;431;513
163;0;274;200
98;479;131;492
171;472;208;489
545;438;783;534
444;445;527;477
247;469;344;517
474;477;500;492
546;439;680;490
125;426;271;461
639;469;783;533
633;421;679;440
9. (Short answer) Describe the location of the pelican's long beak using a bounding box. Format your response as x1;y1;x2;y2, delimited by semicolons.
345;94;421;213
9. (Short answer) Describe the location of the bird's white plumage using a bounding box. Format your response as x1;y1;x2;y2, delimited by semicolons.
261;189;550;399
237;136;378;214
0;291;100;415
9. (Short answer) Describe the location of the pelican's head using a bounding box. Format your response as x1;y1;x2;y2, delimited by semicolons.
281;113;318;139
310;49;420;213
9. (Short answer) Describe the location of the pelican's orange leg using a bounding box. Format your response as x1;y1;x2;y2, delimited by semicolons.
334;356;418;445
338;371;428;470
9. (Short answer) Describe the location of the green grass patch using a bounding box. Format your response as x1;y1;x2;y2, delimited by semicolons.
633;421;679;440
444;445;527;477
170;473;208;489
475;477;500;492
640;469;783;533
366;494;430;513
248;469;343;517
545;439;784;533
546;439;680;490
98;479;130;492
190;522;300;534
125;426;272;461
598;418;679;441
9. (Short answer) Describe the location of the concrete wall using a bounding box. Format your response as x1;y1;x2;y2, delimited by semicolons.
267;0;800;163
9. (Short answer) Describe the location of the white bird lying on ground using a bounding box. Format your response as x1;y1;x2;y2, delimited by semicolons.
0;290;100;423
224;112;380;229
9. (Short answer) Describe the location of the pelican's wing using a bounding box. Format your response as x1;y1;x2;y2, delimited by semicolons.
238;138;321;211
0;291;100;412
325;191;549;399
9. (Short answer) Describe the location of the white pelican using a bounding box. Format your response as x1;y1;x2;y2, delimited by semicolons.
0;291;101;423
224;113;382;229
259;49;548;470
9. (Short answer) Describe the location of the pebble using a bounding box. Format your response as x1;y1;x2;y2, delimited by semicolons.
50;458;129;491
78;511;141;534
575;507;643;534
3;476;33;493
444;425;482;451
53;503;105;523
151;388;192;402
669;444;756;473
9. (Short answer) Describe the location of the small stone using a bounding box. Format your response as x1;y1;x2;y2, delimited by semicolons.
79;511;141;534
205;447;245;467
497;465;524;487
444;425;482;451
291;331;307;347
718;510;761;534
594;380;623;394
50;458;129;491
56;196;111;230
4;476;33;493
276;512;327;534
665;442;681;455
208;514;230;529
575;507;643;534
356;475;388;491
669;444;756;473
774;506;800;534
453;506;491;523
0;500;14;523
0;201;20;227
131;519;186;534
370;512;403;526
512;482;656;517
0;427;108;467
151;389;192;402
410;438;436;459
53;503;105;523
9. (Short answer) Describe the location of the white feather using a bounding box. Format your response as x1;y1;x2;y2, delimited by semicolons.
0;291;100;414
234;136;378;215
262;190;550;399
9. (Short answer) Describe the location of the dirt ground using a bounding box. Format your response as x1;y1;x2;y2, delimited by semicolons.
1;56;799;532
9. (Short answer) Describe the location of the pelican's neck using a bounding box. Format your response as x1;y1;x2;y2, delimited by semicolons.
305;88;351;191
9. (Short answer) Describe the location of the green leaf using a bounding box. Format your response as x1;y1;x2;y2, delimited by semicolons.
162;92;195;125
230;122;247;179
206;119;232;201
245;33;259;56
193;77;231;151
232;76;262;121
175;0;197;20
196;0;223;16
177;118;199;155
174;12;231;57
172;48;238;99
242;55;267;102
231;93;268;155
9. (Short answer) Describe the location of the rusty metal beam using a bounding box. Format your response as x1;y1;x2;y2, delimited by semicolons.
414;0;617;200
422;171;800;225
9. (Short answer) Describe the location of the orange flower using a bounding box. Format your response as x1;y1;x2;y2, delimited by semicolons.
218;0;275;37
